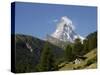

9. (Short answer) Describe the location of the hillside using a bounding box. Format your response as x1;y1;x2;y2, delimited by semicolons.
59;48;97;70
15;34;64;73
13;31;97;73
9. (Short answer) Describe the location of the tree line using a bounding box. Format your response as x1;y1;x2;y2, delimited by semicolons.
65;31;97;62
35;31;97;71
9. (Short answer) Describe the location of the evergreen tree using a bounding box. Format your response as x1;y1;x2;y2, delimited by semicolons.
65;44;73;61
36;42;57;71
87;31;97;51
73;38;83;56
83;39;88;54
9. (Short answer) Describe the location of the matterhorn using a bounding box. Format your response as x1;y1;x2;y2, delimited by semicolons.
47;16;84;47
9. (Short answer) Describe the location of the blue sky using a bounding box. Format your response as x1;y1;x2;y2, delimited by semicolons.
15;2;97;39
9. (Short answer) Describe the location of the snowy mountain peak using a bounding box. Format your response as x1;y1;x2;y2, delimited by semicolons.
61;16;72;26
51;16;84;43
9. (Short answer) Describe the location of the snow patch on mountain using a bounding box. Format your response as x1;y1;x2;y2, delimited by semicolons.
26;43;33;52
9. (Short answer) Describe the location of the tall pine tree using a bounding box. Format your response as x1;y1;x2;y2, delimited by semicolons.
82;39;88;54
36;42;57;71
65;44;73;62
73;38;83;56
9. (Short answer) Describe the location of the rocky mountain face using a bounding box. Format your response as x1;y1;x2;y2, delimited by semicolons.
47;16;84;47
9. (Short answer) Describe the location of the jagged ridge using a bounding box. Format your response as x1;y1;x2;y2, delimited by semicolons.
51;16;84;43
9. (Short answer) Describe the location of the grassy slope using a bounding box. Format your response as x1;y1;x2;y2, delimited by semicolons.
59;48;97;70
